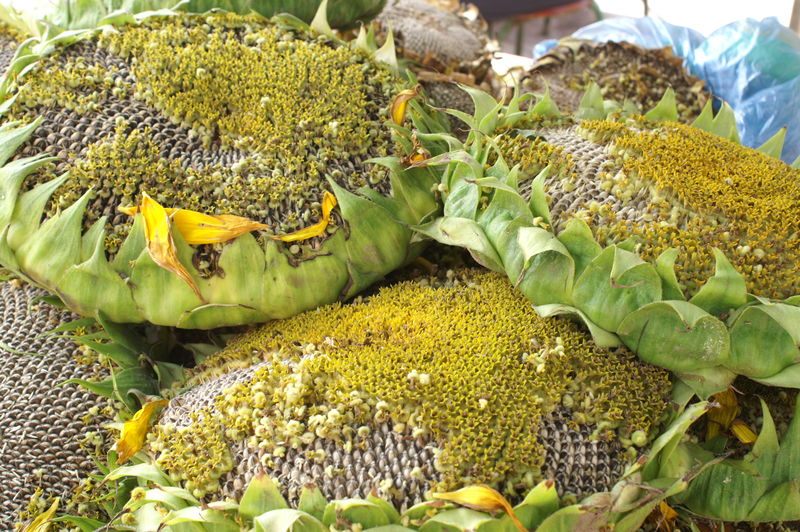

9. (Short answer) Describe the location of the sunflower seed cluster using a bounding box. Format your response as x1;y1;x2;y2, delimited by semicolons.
523;40;710;121
0;282;108;528
147;270;667;509
7;13;404;261
498;115;800;300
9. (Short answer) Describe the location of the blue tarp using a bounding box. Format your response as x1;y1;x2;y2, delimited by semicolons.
534;17;800;164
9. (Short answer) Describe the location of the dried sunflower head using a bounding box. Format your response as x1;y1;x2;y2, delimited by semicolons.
0;7;447;329
146;270;670;508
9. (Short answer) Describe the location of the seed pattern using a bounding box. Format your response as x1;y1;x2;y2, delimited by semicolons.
0;282;108;528
498;116;800;300
7;13;404;263
149;270;669;503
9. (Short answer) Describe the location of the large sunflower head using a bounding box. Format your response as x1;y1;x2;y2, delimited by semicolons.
0;8;447;328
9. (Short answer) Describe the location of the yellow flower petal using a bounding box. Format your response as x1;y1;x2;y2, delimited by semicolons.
432;485;526;532
731;419;757;444
706;387;739;440
656;501;677;531
391;85;421;125
22;498;58;532
120;206;267;244
170;211;268;245
140;194;204;302
115;398;169;464
269;191;337;243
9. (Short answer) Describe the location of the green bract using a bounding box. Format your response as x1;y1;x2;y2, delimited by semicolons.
406;84;800;398
0;5;447;329
19;0;387;33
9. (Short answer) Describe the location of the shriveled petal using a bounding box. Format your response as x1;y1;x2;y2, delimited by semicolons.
655;501;677;531
432;485;526;532
115;398;169;464
22;498;59;532
391;85;421;125
269;191;337;243
706;387;739;440
731;419;757;444
120;206;267;244
171;211;268;245
140;194;204;301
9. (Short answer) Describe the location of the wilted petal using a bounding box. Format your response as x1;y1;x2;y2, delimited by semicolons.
269;191;337;243
655;501;677;531
706;387;739;440
22;498;58;532
171;211;268;245
731;419;757;444
115;398;169;464
391;85;421;125
140;194;204;301
432;485;526;532
120;206;266;244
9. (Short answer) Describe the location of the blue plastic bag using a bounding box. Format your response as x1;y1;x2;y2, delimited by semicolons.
533;17;800;164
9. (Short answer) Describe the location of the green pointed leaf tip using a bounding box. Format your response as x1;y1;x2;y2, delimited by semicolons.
728;303;800;379
756;127;786;160
576;82;605;121
644;88;678;122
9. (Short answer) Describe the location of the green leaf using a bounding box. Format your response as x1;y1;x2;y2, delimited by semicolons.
515;226;574;305
576;82;605;121
418;508;508;532
322;499;390;529
530;85;562;118
240;473;289;520
527;165;552;226
535;303;621;348
556;217;601;279
64;367;157;410
688;248;747;316
414;217;503;272
298;486;328;521
691;100;715;133
756;127;786;159
644;88;678;122
617;300;730;373
309;0;334;37
254;509;327;532
513;479;559;530
52;516;106;531
367;493;401;524
105;463;171;484
654;248;684;300
728;302;800;379
16;187;92;288
571;246;662;332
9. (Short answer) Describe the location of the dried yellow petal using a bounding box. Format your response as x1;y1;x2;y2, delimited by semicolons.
115;399;169;464
706;387;739;440
21;498;58;532
731;419;757;444
655;501;677;531
432;485;526;532
120;206;267;244
269;191;337;243
171;211;268;245
140;194;204;301
391;85;421;125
